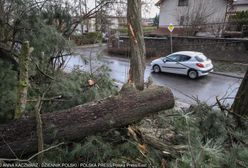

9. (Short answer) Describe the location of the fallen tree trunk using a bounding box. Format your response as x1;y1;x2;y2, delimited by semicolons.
0;85;174;158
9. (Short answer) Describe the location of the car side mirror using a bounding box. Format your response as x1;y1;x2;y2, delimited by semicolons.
163;59;167;63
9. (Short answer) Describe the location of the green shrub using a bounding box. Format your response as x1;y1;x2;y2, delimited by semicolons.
107;48;129;56
107;47;158;58
0;59;17;123
229;10;248;31
72;32;103;45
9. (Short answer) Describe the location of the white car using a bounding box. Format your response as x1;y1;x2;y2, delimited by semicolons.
151;51;213;79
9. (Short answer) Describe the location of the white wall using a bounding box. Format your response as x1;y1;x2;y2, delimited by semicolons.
159;0;227;28
159;0;181;27
109;18;119;29
234;5;248;12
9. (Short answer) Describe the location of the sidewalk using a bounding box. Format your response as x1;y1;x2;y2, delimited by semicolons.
210;71;245;79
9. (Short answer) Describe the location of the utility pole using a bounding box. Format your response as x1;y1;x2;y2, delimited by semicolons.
168;23;174;53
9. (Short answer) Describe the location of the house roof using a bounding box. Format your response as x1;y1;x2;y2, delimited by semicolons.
233;0;248;5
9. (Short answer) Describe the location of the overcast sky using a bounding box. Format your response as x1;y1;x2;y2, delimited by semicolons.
85;0;159;18
142;0;160;18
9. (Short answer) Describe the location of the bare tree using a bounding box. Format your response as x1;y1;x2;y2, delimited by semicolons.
177;0;219;36
127;0;146;90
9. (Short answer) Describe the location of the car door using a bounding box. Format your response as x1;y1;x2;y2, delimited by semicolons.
177;55;192;75
161;54;188;74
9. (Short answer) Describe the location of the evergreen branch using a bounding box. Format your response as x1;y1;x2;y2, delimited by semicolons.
27;95;63;102
34;63;55;81
1;136;18;159
186;118;197;168
0;142;64;162
30;56;55;81
216;97;248;121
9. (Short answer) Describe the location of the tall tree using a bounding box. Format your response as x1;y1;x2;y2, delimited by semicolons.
153;14;159;28
232;69;248;125
15;41;33;119
127;0;146;90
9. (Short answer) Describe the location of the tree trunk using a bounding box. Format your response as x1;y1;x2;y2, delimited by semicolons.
232;69;248;122
14;41;32;119
35;97;44;165
127;0;146;90
0;85;174;158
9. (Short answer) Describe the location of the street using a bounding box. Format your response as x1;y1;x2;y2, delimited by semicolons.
66;46;242;106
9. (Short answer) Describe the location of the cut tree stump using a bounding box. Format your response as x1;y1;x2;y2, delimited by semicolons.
0;85;174;158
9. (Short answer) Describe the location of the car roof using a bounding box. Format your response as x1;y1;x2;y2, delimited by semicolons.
171;51;203;57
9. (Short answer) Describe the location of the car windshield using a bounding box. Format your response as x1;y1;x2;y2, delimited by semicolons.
195;55;207;62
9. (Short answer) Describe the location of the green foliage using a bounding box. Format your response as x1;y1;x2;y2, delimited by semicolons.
41;2;72;33
23;102;248;167
39;66;117;113
72;32;103;45
0;0;116;120
168;103;248;168
43;134;162;167
229;10;248;36
153;14;159;27
43;135;141;163
17;13;72;62
223;144;248;168
0;60;17;123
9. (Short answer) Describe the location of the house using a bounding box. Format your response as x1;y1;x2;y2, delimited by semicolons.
154;0;248;36
142;18;154;26
232;0;248;12
73;16;127;35
106;16;127;30
73;17;96;35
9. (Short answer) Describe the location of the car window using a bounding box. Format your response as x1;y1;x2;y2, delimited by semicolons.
166;54;191;62
195;55;207;62
178;55;191;62
166;55;181;62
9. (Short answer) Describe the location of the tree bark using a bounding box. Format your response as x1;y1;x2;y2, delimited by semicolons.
34;97;44;165
232;69;248;122
127;0;146;90
0;85;174;158
14;41;32;119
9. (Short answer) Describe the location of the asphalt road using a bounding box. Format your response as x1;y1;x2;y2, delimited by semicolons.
66;46;242;106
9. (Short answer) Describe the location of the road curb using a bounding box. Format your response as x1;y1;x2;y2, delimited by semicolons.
210;71;244;79
75;43;107;49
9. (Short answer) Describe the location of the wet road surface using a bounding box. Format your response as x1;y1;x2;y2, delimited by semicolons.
66;46;242;106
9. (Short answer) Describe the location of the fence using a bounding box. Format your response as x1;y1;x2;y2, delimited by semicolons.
108;36;248;63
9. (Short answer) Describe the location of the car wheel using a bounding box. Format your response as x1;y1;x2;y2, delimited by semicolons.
188;69;198;79
153;65;161;73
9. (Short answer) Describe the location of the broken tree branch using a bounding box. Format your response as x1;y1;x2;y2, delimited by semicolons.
0;85;174;158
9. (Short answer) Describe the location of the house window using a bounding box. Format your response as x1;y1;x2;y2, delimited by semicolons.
178;0;188;6
179;16;185;25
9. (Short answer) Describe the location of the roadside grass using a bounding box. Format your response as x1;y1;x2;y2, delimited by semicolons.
212;60;247;74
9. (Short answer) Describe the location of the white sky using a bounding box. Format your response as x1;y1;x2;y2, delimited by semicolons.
142;0;160;18
85;0;160;18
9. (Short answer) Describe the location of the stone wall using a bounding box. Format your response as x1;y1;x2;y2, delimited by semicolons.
115;36;248;63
